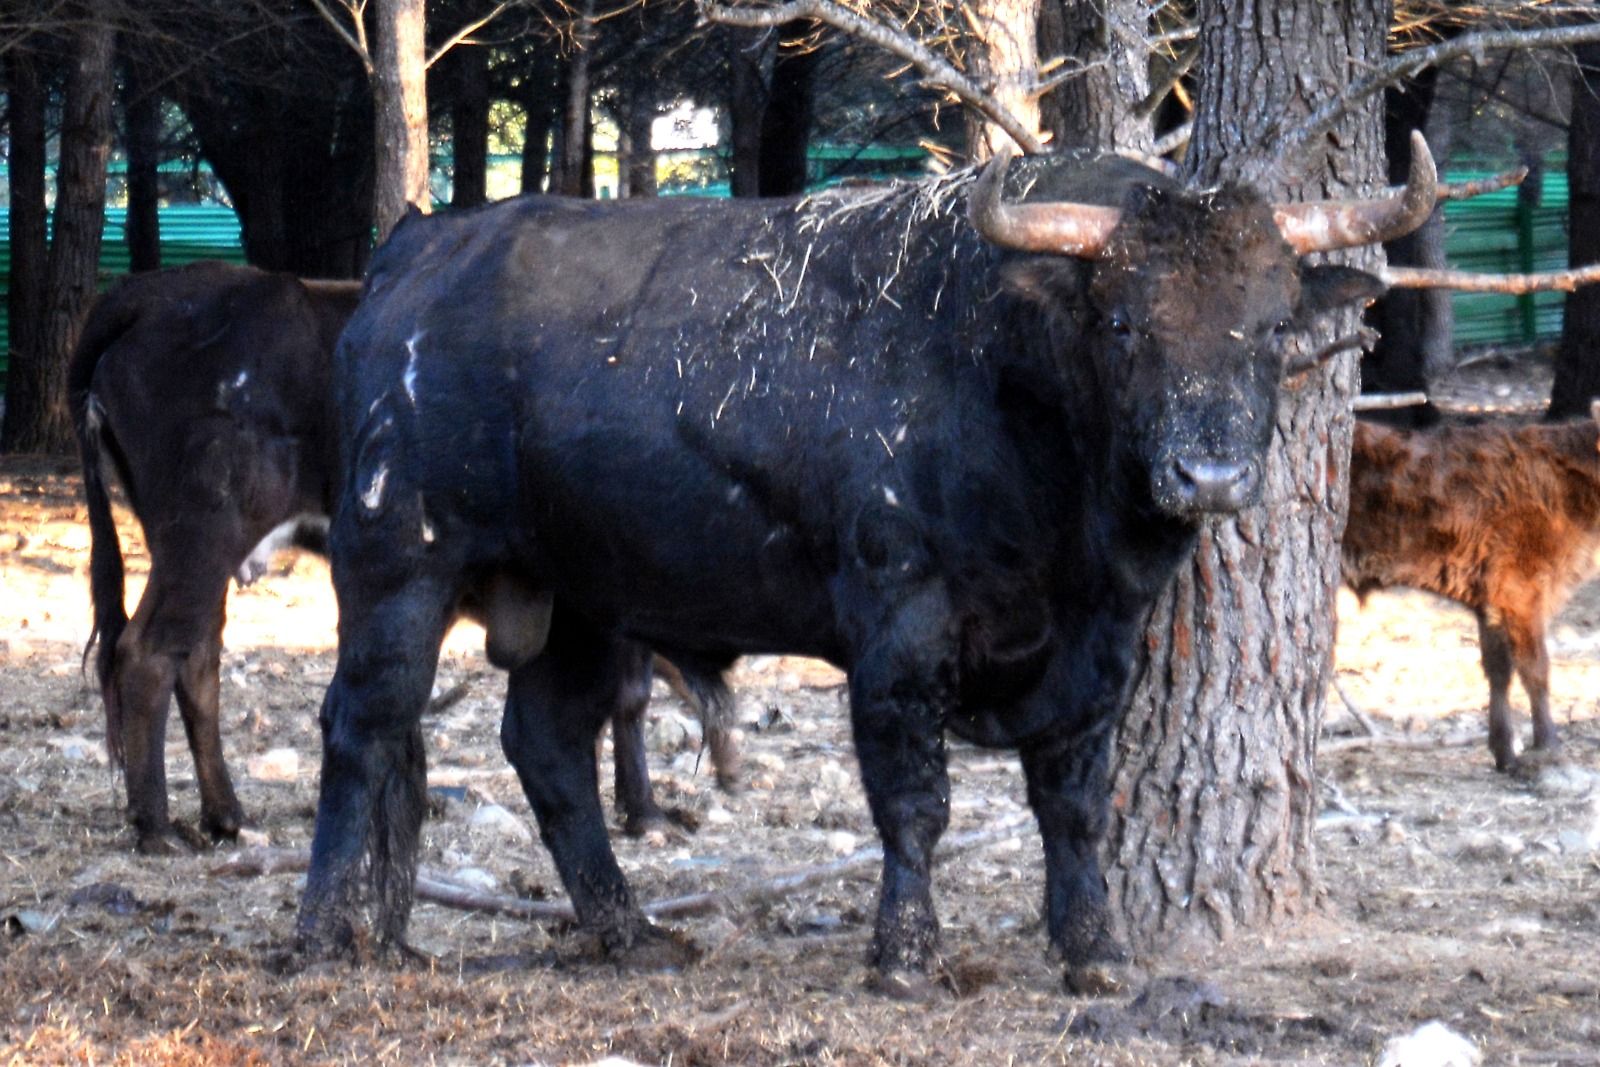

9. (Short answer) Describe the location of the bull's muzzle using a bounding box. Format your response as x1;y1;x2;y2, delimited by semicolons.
1166;456;1259;513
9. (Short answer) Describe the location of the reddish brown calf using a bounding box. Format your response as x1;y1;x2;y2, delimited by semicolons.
1343;407;1600;770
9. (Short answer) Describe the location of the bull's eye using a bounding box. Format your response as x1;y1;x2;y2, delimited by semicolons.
1108;311;1133;338
1272;318;1293;338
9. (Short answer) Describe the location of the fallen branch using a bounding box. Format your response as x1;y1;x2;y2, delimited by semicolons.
210;813;1034;923
1329;679;1380;737
1321;732;1483;754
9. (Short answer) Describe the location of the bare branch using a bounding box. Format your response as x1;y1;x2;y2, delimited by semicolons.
307;0;373;76
1152;121;1191;158
425;0;515;69
1381;262;1600;293
1281;21;1600;163
1352;391;1429;411
698;0;1047;154
1434;167;1528;201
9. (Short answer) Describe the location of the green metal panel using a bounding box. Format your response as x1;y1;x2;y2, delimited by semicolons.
0;206;246;390
1442;167;1570;348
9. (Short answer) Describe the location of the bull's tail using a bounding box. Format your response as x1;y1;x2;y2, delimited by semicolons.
652;654;740;793
69;295;141;770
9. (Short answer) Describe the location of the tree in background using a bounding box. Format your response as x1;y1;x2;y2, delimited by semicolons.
374;0;430;237
1548;41;1600;417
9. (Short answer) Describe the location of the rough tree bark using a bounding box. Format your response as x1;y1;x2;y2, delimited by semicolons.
1038;0;1153;154
374;0;430;240
622;85;659;198
1;45;49;452
726;28;771;197
963;0;1042;160
1548;41;1600;418
556;0;598;197
6;15;114;454
520;53;559;195
123;58;163;273
450;44;490;209
1106;0;1389;957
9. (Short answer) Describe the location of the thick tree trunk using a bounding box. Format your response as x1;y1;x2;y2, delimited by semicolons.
7;17;114;454
1106;0;1389;957
1038;0;1152;154
963;0;1042;161
727;29;770;198
374;0;430;241
1549;42;1600;418
521;55;558;195
622;86;658;198
1362;69;1449;424
556;0;597;198
2;46;49;452
758;23;819;196
450;45;490;209
124;60;163;273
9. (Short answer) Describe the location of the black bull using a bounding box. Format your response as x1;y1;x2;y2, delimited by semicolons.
298;142;1439;987
69;261;733;854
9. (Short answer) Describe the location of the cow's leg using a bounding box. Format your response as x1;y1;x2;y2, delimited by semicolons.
501;619;672;958
844;582;954;980
296;578;451;957
1020;722;1129;993
1507;615;1560;757
111;600;182;854
608;642;674;836
173;591;244;841
1476;611;1519;772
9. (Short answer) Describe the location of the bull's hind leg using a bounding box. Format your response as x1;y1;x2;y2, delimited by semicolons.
502;617;692;967
607;642;675;836
296;577;452;957
1476;611;1519;772
174;592;244;841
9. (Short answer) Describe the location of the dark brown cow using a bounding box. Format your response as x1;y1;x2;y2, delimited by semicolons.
69;261;732;853
1343;406;1600;770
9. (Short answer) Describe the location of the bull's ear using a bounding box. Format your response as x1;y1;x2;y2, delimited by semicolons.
999;257;1084;309
1294;264;1386;323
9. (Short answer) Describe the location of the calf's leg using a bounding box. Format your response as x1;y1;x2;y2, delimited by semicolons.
608;642;673;836
111;602;181;854
173;594;243;841
1506;615;1560;757
1476;612;1519;772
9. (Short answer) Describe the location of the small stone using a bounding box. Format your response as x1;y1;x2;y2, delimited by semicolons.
1382;819;1407;845
1557;829;1595;855
824;830;858;855
47;735;101;763
237;827;271;848
247;748;299;782
1531;763;1596;798
1377;1021;1481;1067
469;802;534;843
704;805;734;826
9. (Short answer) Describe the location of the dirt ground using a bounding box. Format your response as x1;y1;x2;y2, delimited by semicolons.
4;364;1600;1065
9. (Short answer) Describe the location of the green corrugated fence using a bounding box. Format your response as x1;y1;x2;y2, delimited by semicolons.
0;206;246;389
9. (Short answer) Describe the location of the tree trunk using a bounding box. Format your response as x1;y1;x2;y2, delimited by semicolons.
556;0;597;198
727;29;770;198
1038;0;1152;154
622;86;658;198
450;45;490;209
963;0;1042;161
6;17;114;454
1362;68;1449;424
124;59;163;273
1549;42;1600;419
521;54;558;195
2;46;49;452
374;0;430;241
758;23;819;196
1106;0;1389;957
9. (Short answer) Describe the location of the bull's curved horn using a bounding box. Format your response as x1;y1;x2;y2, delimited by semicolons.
1272;131;1439;254
968;145;1123;258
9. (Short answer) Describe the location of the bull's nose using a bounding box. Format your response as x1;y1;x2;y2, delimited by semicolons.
1173;457;1257;512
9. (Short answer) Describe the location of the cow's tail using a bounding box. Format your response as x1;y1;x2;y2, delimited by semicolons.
654;654;740;793
69;296;140;770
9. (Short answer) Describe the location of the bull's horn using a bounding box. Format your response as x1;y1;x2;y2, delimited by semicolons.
1272;131;1439;254
968;145;1123;258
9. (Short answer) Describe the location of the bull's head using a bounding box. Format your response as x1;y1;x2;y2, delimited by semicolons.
970;134;1436;517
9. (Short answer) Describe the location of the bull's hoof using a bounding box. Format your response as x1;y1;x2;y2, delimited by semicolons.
134;828;185;856
201;807;245;843
586;921;700;971
621;806;700;840
1063;958;1143;997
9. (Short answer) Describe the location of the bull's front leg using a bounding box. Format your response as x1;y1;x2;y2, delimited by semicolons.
844;581;955;984
1020;722;1134;994
295;579;450;958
